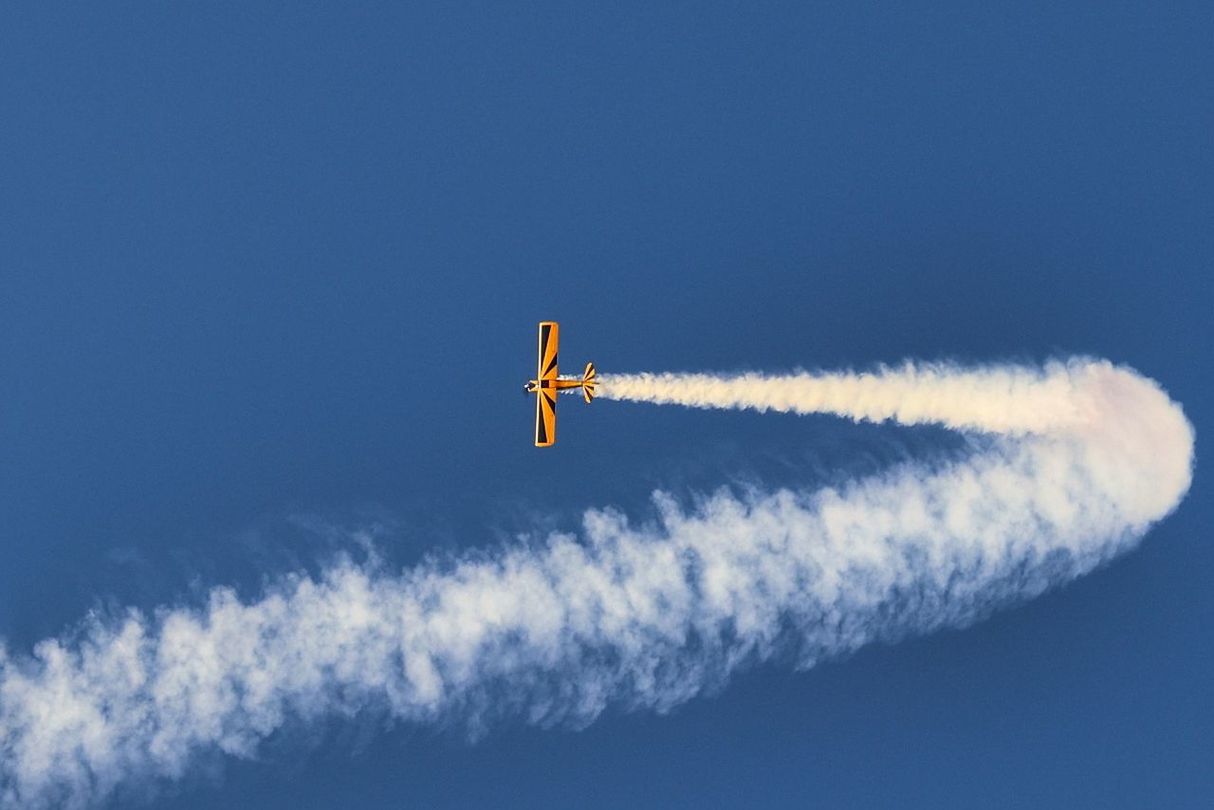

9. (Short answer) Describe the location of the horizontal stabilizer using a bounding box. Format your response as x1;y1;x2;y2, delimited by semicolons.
583;361;596;403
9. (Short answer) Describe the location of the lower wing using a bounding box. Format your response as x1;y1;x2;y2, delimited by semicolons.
535;389;557;447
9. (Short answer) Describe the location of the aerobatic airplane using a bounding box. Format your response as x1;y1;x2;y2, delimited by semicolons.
524;321;595;446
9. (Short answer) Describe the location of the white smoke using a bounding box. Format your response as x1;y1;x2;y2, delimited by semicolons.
0;358;1193;808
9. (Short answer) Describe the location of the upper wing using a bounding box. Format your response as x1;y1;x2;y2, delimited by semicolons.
535;385;557;446
534;321;559;446
538;321;559;381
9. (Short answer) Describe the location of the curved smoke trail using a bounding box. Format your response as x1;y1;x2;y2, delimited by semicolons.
0;359;1194;808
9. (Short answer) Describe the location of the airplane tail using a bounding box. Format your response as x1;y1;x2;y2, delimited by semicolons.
582;362;597;403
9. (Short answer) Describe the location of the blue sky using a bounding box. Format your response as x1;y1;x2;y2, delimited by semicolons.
0;2;1211;808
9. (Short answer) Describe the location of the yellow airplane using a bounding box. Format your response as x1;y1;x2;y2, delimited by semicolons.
524;321;595;446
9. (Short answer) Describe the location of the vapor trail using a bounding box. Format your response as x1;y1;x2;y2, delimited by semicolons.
0;359;1193;808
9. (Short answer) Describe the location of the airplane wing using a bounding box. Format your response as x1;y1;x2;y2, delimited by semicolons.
538;321;559;382
535;321;559;446
535;385;557;446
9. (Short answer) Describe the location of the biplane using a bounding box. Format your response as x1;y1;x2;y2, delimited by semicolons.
524;321;595;447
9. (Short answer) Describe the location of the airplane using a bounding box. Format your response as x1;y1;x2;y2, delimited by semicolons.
524;321;595;447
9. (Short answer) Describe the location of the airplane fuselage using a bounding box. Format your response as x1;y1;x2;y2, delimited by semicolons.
524;378;586;393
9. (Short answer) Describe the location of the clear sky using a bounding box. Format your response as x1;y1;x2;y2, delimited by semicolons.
1;2;1211;808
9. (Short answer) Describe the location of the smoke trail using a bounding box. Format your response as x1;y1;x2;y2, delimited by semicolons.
603;361;1109;434
0;359;1193;808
